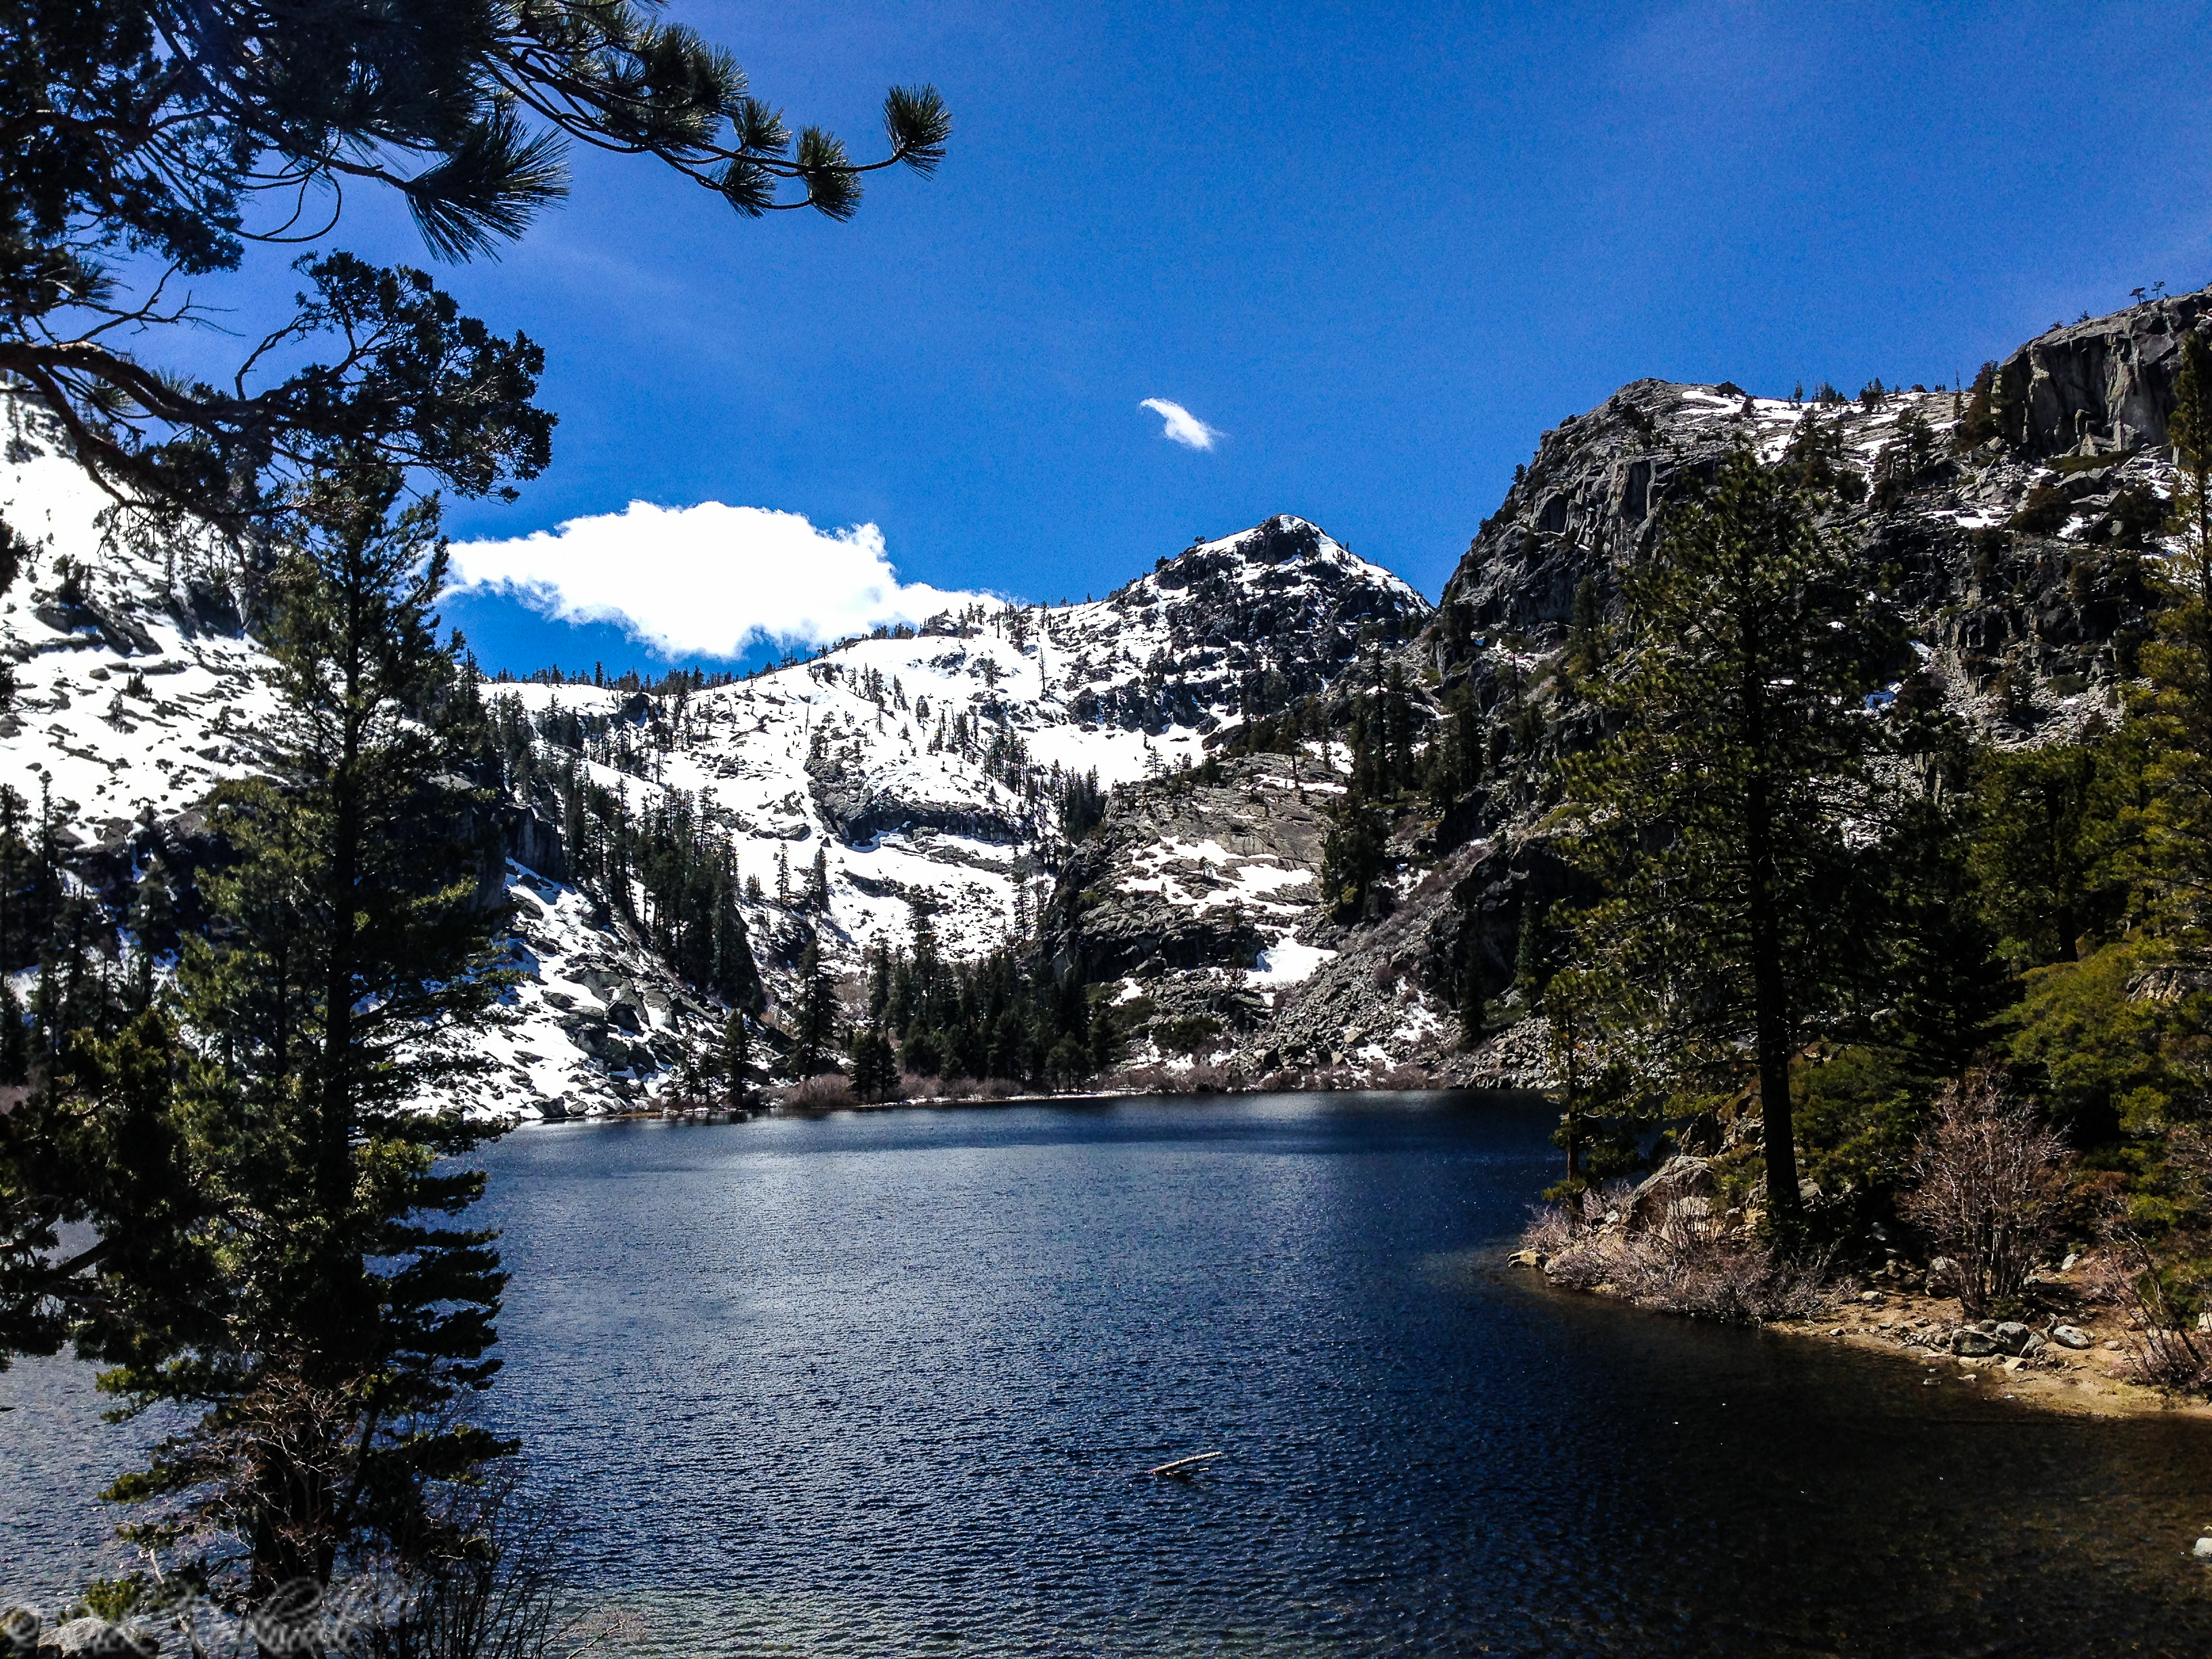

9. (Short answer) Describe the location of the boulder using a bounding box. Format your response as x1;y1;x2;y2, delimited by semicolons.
1622;1156;1715;1232
2051;1324;2094;1350
1952;1328;2001;1358
48;1620;150;1658
1994;1320;2034;1355
2196;1536;2212;1561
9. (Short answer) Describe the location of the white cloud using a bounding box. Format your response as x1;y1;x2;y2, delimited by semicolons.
1141;398;1222;451
445;500;986;659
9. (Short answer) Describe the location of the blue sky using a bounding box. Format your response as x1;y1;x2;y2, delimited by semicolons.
173;2;2212;676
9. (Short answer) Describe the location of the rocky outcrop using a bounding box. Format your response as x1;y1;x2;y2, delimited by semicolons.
1990;289;2212;458
1061;515;1431;735
1043;754;1328;983
810;769;1028;848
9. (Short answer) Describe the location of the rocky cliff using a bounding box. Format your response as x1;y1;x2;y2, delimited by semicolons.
4;284;2203;1113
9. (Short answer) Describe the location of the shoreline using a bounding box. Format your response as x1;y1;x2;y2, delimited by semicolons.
1521;1262;2212;1422
523;1080;1535;1126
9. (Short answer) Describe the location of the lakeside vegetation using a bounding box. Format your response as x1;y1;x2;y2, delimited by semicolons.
1507;346;2212;1393
0;3;946;1652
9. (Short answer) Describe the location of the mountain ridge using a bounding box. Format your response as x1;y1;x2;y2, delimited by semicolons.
1;285;2201;1111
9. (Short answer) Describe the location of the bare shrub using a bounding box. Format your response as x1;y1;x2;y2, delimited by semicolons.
2095;1238;2212;1392
1518;1196;1839;1324
977;1078;1023;1100
1621;1232;1836;1323
898;1073;943;1100
1179;1061;1244;1093
780;1073;857;1111
1899;1067;2068;1318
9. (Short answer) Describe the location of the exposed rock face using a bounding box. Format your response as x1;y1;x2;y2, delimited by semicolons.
1989;290;2212;458
1064;514;1431;734
1043;752;1328;980
10;285;2208;1109
1435;347;2186;742
1342;289;2212;1087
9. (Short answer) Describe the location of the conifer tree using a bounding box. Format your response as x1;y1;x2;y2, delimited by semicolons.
79;464;514;1608
1559;445;1895;1237
1458;925;1488;1051
4;1;949;527
850;1027;898;1101
793;935;836;1077
723;1011;752;1109
2135;329;2212;939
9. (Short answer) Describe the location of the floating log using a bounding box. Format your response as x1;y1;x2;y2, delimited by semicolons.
1146;1450;1224;1477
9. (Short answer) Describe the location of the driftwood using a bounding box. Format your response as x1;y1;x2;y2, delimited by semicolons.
1145;1450;1223;1477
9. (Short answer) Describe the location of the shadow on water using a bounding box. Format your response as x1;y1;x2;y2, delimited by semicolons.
10;1090;2212;1656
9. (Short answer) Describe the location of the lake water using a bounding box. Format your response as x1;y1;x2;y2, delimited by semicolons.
9;1091;2212;1656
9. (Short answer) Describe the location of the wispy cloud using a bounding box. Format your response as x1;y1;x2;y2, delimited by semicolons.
1141;397;1222;451
446;501;986;659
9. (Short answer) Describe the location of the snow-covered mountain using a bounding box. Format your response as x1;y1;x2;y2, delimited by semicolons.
0;392;1430;1113
5;285;2200;1116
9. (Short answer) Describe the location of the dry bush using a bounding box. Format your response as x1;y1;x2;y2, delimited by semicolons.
2093;1163;2212;1395
2096;1245;2212;1393
977;1078;1023;1100
780;1073;858;1111
897;1073;943;1100
1179;1061;1244;1093
1899;1066;2068;1318
1520;1188;1839;1325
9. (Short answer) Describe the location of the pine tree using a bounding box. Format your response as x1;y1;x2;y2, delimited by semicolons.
850;1027;898;1101
723;1011;752;1109
1559;445;1897;1238
1565;575;1604;678
6;4;947;529
1458;925;1488;1050
794;935;836;1077
808;845;830;911
2135;328;2212;939
82;465;515;1608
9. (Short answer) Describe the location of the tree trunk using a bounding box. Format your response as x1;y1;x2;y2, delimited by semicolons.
1746;770;1801;1238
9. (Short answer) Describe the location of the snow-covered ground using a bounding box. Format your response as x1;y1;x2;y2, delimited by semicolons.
0;393;1413;1113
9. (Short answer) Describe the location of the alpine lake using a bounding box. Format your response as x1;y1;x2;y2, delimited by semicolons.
9;1090;2212;1656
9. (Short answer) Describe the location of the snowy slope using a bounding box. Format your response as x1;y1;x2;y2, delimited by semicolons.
0;394;1432;1113
485;513;1429;978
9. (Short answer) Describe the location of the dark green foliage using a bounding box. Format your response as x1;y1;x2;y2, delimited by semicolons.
1565;575;1604;678
1054;768;1109;840
1872;407;1938;509
1966;739;2130;968
1952;362;1999;451
1;466;516;1607
874;904;1101;1090
0;786;62;975
1560;445;1898;1234
849;1027;898;1101
722;1011;751;1109
792;935;836;1078
2011;481;2074;535
1424;679;1484;814
1321;799;1391;920
1458;922;1488;1050
495;714;764;1012
1322;653;1422;920
1780;411;1868;506
3;0;946;527
1515;899;1551;999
